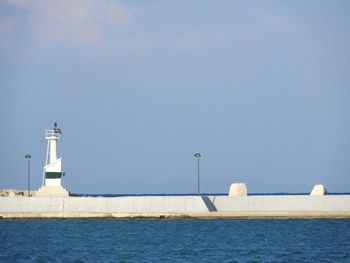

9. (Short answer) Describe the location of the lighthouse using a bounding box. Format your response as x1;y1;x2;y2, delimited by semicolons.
36;123;69;197
43;122;63;186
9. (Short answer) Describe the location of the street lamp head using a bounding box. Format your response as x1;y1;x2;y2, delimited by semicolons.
25;154;31;159
194;153;201;158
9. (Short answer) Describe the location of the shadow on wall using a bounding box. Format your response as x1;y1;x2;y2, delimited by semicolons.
201;196;217;212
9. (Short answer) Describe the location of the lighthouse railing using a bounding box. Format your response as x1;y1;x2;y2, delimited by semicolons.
45;129;61;139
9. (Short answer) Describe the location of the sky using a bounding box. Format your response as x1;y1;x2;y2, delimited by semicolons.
1;0;350;194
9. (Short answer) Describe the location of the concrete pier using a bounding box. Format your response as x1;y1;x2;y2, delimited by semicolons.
0;195;349;219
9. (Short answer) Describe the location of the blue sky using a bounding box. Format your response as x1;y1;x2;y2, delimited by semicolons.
1;0;350;194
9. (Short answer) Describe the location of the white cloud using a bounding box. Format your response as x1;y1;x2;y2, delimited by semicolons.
106;3;129;26
6;0;27;6
1;0;238;60
5;0;130;45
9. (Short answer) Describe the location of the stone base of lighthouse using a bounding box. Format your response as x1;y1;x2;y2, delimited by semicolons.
36;186;69;197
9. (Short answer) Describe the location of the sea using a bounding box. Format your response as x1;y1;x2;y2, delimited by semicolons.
1;219;350;262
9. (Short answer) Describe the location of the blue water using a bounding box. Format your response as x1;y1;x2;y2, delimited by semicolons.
1;219;350;262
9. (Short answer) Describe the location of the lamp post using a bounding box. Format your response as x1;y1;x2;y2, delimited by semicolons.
194;153;201;196
25;154;31;197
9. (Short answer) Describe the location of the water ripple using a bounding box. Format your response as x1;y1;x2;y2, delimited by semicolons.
0;219;350;262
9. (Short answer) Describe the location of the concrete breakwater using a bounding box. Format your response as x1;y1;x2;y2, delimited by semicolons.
1;195;350;219
3;125;347;219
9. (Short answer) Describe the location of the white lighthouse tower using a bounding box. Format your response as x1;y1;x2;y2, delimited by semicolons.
44;122;62;186
36;123;69;197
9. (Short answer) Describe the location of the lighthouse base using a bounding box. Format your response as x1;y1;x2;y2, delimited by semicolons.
36;186;69;197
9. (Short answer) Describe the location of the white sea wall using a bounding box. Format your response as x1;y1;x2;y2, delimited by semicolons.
0;196;211;215
1;195;350;218
209;195;350;212
0;196;64;213
64;196;211;213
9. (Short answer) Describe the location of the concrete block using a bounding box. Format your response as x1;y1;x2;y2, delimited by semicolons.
310;184;328;195
229;183;248;196
36;186;69;197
